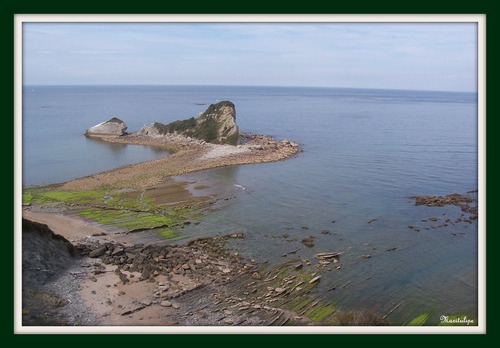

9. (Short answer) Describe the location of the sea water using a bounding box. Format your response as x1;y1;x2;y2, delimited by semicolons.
22;85;478;324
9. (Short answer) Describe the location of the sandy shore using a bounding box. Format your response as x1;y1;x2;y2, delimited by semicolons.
23;210;109;243
22;213;320;327
61;132;300;191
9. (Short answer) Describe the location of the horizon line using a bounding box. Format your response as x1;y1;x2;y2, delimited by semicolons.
22;83;476;94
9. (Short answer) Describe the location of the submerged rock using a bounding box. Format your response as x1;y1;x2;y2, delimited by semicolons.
301;237;314;248
85;117;127;137
139;101;239;145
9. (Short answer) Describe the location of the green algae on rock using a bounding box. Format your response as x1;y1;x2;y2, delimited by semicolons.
23;184;207;239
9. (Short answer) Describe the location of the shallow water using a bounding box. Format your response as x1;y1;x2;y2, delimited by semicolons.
22;85;478;324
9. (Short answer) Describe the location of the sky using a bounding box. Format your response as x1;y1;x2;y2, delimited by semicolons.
22;22;477;92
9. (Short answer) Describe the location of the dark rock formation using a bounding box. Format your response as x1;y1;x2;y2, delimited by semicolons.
139;101;239;145
85;117;127;137
22;219;78;289
22;219;81;325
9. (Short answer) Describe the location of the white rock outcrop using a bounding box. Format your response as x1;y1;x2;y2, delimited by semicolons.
85;117;127;137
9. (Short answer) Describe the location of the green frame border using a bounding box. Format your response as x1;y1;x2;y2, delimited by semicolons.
4;0;495;343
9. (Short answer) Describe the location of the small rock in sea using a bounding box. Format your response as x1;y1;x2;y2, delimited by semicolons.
316;252;341;260
301;226;309;230
321;230;330;234
85;117;127;137
309;276;321;284
302;238;314;247
251;272;262;280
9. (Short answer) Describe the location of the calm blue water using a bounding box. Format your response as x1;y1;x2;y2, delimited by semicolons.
22;85;478;325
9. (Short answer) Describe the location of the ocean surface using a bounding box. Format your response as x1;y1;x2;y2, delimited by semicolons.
22;85;479;325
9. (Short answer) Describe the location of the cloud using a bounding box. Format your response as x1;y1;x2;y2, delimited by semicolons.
22;22;477;91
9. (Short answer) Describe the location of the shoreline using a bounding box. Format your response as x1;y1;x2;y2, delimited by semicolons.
21;131;314;327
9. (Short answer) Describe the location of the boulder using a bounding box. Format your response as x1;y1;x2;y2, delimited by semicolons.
89;246;107;258
85;117;127;137
160;300;172;307
139;101;239;145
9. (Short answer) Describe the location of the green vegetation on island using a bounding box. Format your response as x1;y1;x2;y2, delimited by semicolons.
142;101;240;145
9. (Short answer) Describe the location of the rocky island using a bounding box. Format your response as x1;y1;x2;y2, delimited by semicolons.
139;100;239;145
